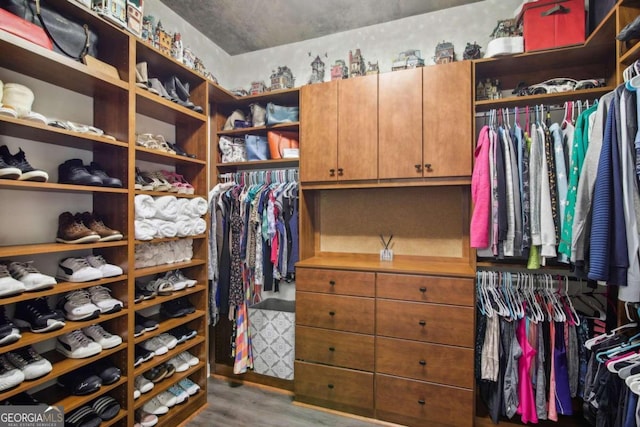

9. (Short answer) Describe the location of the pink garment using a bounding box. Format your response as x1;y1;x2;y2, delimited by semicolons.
471;126;492;248
516;316;538;424
548;319;558;421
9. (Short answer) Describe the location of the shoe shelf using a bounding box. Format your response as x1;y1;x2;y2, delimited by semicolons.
134;310;206;345
0;343;126;402
133;259;206;278
217;122;300;136
0;241;127;258
0;180;128;194
134;361;205;410
156;392;207;427
34;375;128;414
135;41;208;89
134;234;206;245
136;89;207;123
134;284;207;312
134;146;207;166
0;275;127;306
474;86;616;112
133;335;205;378
215;87;300;107
620;40;640;64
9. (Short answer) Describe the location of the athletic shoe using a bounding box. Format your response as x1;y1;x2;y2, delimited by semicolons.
7;346;52;380
135;409;158;427
134;388;141;400
140;337;168;356
135;313;158;332
0;152;21;180
85;255;123;277
0;306;21;346
143;365;168;383
82;324;122;349
90;360;121;385
13;298;65;333
177;351;199;367
160;298;195;318
58;290;101;321
160;362;176;379
6;261;56;291
135;281;156;300
58;369;102;395
91;395;120;421
168;384;190;403
142;397;169;415
0;355;24;391
178;378;200;396
156;333;178;350
56;330;103;359
65;405;102;427
166;356;189;373
0;146;48;182
88;286;123;314
0;264;25;297
145;277;174;296
134;324;145;337
77;212;123;242
56;212;100;244
171;269;197;288
168;326;197;344
161;270;187;291
134;375;154;394
56;258;102;283
156;390;177;408
135;345;154;365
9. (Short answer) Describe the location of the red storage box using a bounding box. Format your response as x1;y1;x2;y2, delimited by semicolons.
519;0;586;52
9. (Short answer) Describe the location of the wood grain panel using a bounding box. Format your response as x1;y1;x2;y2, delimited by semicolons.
376;300;473;347
296;292;374;334
379;68;423;179
376;273;474;306
296;268;375;296
296;326;374;371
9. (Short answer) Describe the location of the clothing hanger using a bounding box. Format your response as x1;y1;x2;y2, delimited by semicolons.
562;276;580;326
597;333;640;362
586;322;638;350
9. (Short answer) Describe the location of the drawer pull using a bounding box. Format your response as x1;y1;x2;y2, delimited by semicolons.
329;347;335;352
328;384;334;389
329;311;335;316
329;169;335;176
419;286;427;293
419;360;426;366
329;280;336;286
418;399;426;405
418;320;426;326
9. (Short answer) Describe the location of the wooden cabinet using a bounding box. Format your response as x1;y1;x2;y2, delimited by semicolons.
300;80;337;182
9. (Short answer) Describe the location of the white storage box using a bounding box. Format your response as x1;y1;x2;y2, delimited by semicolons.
248;299;295;380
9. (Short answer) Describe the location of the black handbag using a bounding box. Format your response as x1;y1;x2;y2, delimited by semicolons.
0;0;98;60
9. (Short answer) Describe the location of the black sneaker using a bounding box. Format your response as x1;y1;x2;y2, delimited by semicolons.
89;360;121;385
0;146;48;182
160;298;195;318
58;159;102;186
0;355;24;391
135;313;158;332
13;298;65;333
0;306;21;346
168;325;197;344
135;281;156;301
86;162;122;188
134;323;145;337
135;345;154;366
58;368;102;395
0;154;21;180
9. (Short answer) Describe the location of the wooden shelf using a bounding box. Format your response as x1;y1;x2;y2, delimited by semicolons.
134;146;206;166
217;158;300;171
0;344;126;402
133;190;205;200
101;409;128;427
134;361;205;409
620;40;640;64
217;122;299;136
136;89;207;124
301;177;471;190
136;40;207;88
133;335;205;377
0;179;128;194
208;81;237;104
216;87;300;107
37;376;128;413
135;234;206;244
134;310;205;345
474;86;615;111
0;275;127;305
133;285;207;312
133;259;206;278
0;116;128;149
0;240;127;258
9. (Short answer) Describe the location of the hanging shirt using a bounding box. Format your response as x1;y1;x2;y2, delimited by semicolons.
471;126;492;248
539;125;557;259
550;123;569;246
529;124;543;246
501;126;516;256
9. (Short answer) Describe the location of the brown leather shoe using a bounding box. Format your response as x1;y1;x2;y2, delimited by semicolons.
56;212;100;244
77;212;123;242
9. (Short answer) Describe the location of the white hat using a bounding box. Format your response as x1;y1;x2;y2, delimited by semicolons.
2;83;34;117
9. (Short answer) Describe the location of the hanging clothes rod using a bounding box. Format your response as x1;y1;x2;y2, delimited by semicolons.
218;168;299;184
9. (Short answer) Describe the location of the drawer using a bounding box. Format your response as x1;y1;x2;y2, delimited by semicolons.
297;292;374;334
295;361;374;417
377;273;473;306
376;337;473;388
376;300;473;347
297;326;374;371
296;268;375;296
375;374;473;427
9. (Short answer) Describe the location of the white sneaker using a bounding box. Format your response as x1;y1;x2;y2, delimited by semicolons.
177;351;199;367
5;348;51;380
56;258;102;283
156;390;177;408
142;397;168;415
82;324;122;349
7;261;56;290
134;375;154;394
0;355;25;391
0;264;25;297
134;388;141;400
166;356;189;373
88;286;123;313
171;270;197;288
168;384;189;403
140;337;168;356
85;255;123;278
59;290;101;321
156;333;178;350
178;378;200;396
55;330;102;358
135;409;158;427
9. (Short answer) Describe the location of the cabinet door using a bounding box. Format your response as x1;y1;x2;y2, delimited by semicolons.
379;68;423;179
300;80;338;182
423;61;472;177
338;75;378;181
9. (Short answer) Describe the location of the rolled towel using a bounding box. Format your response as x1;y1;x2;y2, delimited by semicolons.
135;219;156;241
192;218;207;235
135;194;157;219
189;197;209;217
149;219;178;238
153;195;178;221
176;218;194;237
176;198;190;217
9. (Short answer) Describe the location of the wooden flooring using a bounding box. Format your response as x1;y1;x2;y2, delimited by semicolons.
183;377;394;426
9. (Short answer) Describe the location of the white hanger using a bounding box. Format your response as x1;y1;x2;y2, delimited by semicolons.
585;322;638;350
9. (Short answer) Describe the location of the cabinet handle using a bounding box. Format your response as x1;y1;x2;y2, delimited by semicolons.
415;164;423;173
329;280;336;286
329;347;335;352
328;384;334;389
418;399;426;405
337;168;344;176
329;311;335;316
329;169;335;177
418;320;426;326
419;359;426;366
424;163;432;172
419;286;427;293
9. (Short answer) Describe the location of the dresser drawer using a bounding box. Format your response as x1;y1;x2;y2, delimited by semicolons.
297;326;374;371
296;268;375;296
376;300;473;347
377;273;473;306
375;374;473;427
376;337;473;388
297;292;375;334
295;361;374;417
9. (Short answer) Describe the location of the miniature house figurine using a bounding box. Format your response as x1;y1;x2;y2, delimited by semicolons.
331;60;348;80
308;54;326;84
183;47;195;69
270;66;295;91
92;0;127;27
366;61;379;75
433;41;455;64
126;0;143;37
391;50;425;71
463;42;482;60
349;49;365;78
250;81;267;95
172;33;184;62
141;15;154;44
155;20;172;56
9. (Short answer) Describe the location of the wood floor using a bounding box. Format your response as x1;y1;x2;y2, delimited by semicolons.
183;377;394;426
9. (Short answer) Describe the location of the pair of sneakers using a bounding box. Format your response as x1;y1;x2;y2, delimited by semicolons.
142;379;199;416
0;261;56;297
58;287;123;321
139;333;178;356
2;346;52;381
0;145;48;182
57;255;123;283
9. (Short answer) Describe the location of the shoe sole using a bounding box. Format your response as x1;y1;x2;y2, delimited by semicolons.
0;286;24;297
55;342;102;359
23;281;56;291
98;234;124;242
98;338;123;349
99;303;123;314
17;171;48;182
56;272;103;283
56;235;101;244
0;330;21;346
22;362;53;380
63;310;101;322
0;167;21;179
13;317;64;333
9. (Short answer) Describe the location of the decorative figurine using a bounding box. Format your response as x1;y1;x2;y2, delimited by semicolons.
250;81;267;95
366;61;379;75
155;20;172;55
193;57;206;76
270;66;295;91
205;72;218;85
433;41;455;64
330;60;348;80
231;88;249;97
391;50;425;71
126;0;143;37
490;19;522;39
476;78;501;100
171;33;184;62
182;47;195;69
308;52;327;84
92;0;127;27
141;15;154;44
349;49;365;78
463;42;482;60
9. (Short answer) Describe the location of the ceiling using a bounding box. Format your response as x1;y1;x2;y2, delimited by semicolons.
159;0;483;55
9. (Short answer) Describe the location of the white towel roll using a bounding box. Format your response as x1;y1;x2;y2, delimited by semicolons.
135;219;156;240
189;197;209;216
153;195;179;221
135;195;157;219
149;219;178;238
192;218;207;235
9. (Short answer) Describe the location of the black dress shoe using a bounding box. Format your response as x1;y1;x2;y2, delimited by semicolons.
167;142;196;158
59;159;103;186
86;162;122;188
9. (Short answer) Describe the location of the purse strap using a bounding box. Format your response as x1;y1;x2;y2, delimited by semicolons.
29;0;90;60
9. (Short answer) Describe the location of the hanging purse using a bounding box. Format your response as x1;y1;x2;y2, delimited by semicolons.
267;131;299;159
245;134;269;161
0;7;52;50
266;102;299;125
